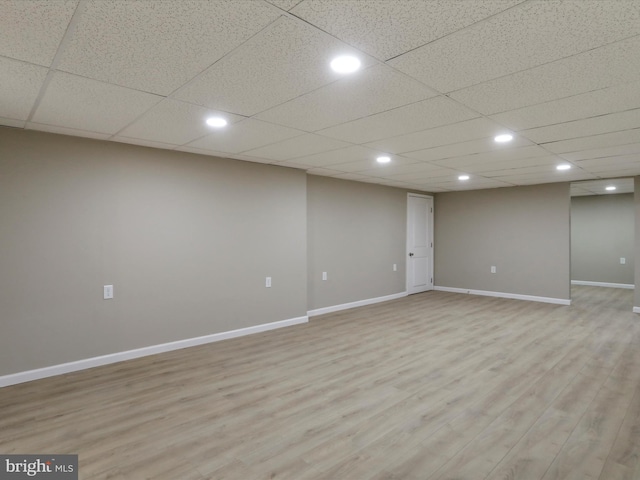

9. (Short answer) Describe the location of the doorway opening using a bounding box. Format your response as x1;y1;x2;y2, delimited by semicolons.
570;178;634;310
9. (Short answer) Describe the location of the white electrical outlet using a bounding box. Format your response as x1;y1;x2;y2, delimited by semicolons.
266;277;272;288
620;257;626;265
103;285;114;300
491;266;497;274
322;272;327;281
393;264;397;271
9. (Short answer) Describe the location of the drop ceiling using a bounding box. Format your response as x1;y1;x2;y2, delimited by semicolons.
571;178;634;196
2;0;640;192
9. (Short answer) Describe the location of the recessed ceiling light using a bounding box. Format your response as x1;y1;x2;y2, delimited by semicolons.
556;164;571;171
376;156;391;164
606;186;617;191
206;117;227;128
494;134;513;143
458;175;470;181
330;55;361;74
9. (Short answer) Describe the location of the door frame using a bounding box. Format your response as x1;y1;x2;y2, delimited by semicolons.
406;193;434;294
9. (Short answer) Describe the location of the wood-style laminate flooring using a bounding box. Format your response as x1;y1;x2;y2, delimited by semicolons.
1;286;639;479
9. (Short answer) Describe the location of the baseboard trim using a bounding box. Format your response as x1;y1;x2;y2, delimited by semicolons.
571;280;635;289
434;286;571;306
0;315;308;388
307;292;408;317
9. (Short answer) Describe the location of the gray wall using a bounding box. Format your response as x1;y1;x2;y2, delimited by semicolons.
307;175;407;311
571;194;634;285
635;177;640;308
434;183;571;300
0;129;307;376
1;127;585;376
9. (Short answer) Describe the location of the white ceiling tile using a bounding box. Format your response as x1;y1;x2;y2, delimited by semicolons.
490;81;640;131
576;157;640;176
495;171;597;185
0;57;47;120
254;64;437;131
120;99;245;146
571;178;634;196
575;157;640;170
481;164;568;178
542;129;640;154
559;143;640;162
0;118;26;128
462;155;561;173
365;117;504;154
226;153;280;165
317;96;478;144
187;118;303;154
57;0;280;95
242;133;352;161
291;0;521;61
0;0;78;66
32;72;163;135
355;162;444;178
175;17;375;116
450;35;640;115
112;137;178;150
521;109;640;144
324;156;418;173
390;0;640;93
388;168;462;182
173;145;234;159
427;145;551;169
429;178;515;190
405;185;450;192
288;145;381;167
4;0;640;195
26;123;110;140
375;180;414;190
415;174;512;186
589;167;640;177
445;183;514;191
403;135;532;163
266;0;303;11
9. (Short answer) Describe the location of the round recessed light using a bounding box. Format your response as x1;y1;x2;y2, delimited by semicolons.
556;164;571;171
458;175;470;181
606;186;617;191
330;55;361;74
494;134;513;143
376;156;391;164
206;117;227;128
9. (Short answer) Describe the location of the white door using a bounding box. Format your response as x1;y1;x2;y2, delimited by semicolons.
407;194;433;295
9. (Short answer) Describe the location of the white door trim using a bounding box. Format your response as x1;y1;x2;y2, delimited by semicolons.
406;193;434;294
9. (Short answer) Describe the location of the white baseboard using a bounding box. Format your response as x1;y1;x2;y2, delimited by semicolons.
0;316;308;388
571;280;634;289
434;286;571;306
307;292;408;317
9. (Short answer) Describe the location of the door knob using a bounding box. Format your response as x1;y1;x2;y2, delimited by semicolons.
409;252;414;257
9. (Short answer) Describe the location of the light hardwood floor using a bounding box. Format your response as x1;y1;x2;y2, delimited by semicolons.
1;286;639;480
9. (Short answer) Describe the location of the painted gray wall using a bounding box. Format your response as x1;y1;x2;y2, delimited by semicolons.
0;129;307;376
307;175;407;311
635;177;640;308
571;194;634;285
434;183;571;300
